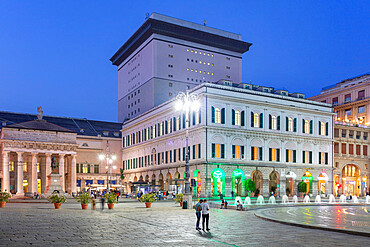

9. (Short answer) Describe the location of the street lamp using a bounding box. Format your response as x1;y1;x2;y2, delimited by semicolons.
175;91;200;208
99;141;117;193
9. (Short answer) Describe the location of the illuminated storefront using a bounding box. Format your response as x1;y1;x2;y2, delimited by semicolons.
301;171;313;194
211;168;225;196
193;169;201;198
342;164;361;196
318;172;328;195
232;169;245;196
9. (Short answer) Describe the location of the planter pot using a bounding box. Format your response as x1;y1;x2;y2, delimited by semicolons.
0;201;6;208
54;203;61;209
107;203;114;209
179;201;183;207
81;203;88;210
145;202;152;208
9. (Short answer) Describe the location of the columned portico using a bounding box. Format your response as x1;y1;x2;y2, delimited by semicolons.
30;153;38;193
16;152;24;195
44;153;52;193
59;154;65;191
70;155;77;195
2;151;10;192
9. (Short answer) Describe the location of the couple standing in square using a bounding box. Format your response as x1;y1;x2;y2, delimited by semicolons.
195;199;210;231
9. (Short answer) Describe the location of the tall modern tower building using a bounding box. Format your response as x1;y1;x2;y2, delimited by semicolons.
111;13;252;122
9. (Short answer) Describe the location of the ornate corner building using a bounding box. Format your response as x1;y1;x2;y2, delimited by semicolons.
309;74;370;196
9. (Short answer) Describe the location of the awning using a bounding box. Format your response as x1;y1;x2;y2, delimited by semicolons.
98;180;105;185
85;180;93;185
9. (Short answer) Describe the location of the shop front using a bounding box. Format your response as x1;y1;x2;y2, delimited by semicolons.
341;164;361;196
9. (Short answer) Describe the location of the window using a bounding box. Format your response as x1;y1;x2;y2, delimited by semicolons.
302;151;312;164
345;109;351;116
334;128;339;137
82;164;89;173
356;145;361;155
94;165;99;173
345;94;351;102
212;107;225;124
269;115;280;130
319;121;328;136
251;112;263;128
9;162;14;172
358;90;365;99
358;106;365;113
192;144;201;159
303;120;310;133
212;144;225;158
37;163;40;173
232;110;244;126
269;148;280;162
318;152;328;164
332;97;338;105
168;54;173;58
232;145;244;159
286;117;297;132
364;145;368;156
286;150;296;163
251;147;263;161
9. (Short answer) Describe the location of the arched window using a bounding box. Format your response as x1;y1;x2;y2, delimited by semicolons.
235;110;241;126
254;113;259;127
215;108;221;124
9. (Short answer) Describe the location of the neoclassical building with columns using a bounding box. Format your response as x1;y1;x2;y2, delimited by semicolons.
121;81;334;198
0;110;122;196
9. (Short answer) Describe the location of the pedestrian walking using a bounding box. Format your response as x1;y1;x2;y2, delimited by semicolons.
195;199;203;230
201;199;210;231
100;197;105;211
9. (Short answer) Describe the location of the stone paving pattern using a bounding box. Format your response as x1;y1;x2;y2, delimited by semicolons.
0;201;370;246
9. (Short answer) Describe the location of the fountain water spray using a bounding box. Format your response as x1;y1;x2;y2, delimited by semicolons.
292;195;298;203
244;196;251;205
352;196;359;203
329;194;336;203
314;195;321;203
303;195;310;203
234;196;242;206
268;196;276;204
366;195;370;204
256;195;265;205
339;195;346;203
282;195;289;204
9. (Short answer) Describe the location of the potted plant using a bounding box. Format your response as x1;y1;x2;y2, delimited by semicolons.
76;193;91;209
47;193;66;209
139;193;156;208
174;193;183;207
0;192;11;208
105;193;117;209
298;182;307;197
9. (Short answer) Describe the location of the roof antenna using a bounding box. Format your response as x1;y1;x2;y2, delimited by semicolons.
145;12;149;20
203;19;207;26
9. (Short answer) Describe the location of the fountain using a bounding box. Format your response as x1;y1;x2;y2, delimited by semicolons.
244;196;251;205
315;195;321;203
268;196;276;204
292;195;298;203
329;194;336;203
282;195;289;204
303;195;310;203
352;196;359;203
256;195;265;205
366;195;370;204
339;195;346;203
234;196;242;205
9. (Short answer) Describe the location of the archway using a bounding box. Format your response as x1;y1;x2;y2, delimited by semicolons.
158;173;164;190
285;171;296;196
139;175;144;182
251;170;263;196
134;176;138;182
301;171;313;194
318;172;328;195
269;171;280;196
166;172;172;191
151;174;156;189
193;169;201;198
211;168;225;196
342;164;361;196
232;169;245;196
145;175;150;183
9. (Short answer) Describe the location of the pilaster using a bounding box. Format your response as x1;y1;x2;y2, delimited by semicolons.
1;151;10;192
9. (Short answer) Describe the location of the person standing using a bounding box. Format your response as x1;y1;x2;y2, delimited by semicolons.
201;199;210;231
195;199;203;230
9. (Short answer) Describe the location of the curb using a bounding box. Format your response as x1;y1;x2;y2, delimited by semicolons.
254;211;370;237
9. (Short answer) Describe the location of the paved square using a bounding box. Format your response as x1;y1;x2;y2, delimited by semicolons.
0;201;369;246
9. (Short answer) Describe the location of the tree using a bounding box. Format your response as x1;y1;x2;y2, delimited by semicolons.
298;182;307;193
245;179;255;196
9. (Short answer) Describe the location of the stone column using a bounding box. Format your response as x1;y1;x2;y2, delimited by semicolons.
30;153;38;194
16;152;24;196
312;179;318;196
59;154;65;191
70;155;77;195
279;171;286;196
44;153;52;193
1;151;10;192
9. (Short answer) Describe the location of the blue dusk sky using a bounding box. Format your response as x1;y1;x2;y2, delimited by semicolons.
0;1;369;122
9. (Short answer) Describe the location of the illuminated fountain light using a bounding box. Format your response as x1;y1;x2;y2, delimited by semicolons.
366;195;370;204
303;195;310;203
268;196;276;204
292;195;298;203
339;195;346;203
256;195;265;205
234;196;242;205
352;196;359;203
282;195;289;204
315;195;321;203
244;196;251;206
329;194;336;203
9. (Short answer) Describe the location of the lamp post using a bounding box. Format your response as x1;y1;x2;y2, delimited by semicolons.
99;141;117;194
175;91;200;209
